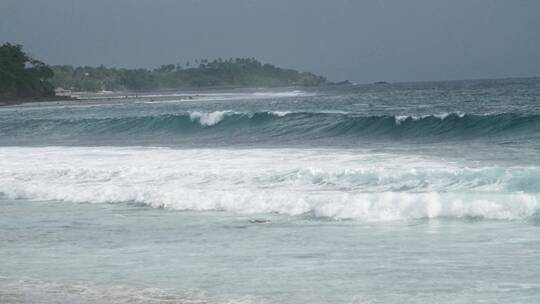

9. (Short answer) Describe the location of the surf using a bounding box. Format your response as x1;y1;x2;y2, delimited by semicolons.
1;147;539;222
1;111;540;146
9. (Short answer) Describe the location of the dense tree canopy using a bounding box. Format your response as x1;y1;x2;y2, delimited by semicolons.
1;42;327;101
51;58;327;92
0;43;55;100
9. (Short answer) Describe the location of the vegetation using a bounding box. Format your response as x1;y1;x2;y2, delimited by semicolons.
0;43;55;101
51;58;327;92
0;42;327;101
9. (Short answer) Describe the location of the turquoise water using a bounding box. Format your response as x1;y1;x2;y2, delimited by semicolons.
1;79;540;303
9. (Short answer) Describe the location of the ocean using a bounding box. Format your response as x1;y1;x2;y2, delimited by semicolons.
1;79;539;303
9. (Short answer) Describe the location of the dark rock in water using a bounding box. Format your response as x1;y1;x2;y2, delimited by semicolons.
331;80;352;86
374;81;390;85
249;219;272;224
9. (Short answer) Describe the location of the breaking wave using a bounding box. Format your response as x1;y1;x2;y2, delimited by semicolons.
1;147;539;222
1;111;539;146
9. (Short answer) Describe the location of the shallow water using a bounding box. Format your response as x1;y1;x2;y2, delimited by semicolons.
1;80;539;303
2;200;539;304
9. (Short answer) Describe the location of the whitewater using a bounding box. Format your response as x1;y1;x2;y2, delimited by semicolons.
1;147;540;221
1;81;540;303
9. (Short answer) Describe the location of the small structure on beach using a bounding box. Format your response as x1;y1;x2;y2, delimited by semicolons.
55;88;73;97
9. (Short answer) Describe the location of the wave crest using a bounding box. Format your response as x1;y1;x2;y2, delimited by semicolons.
1;111;540;145
189;111;231;126
2;186;539;221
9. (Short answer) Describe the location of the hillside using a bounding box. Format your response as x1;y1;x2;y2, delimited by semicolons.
51;58;327;92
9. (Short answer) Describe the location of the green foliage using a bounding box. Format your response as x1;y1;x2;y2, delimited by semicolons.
0;43;55;100
51;58;327;92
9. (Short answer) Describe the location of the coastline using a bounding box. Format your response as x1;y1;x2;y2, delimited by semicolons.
0;85;314;107
0;95;78;107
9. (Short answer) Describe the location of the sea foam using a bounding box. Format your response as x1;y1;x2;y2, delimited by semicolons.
1;147;539;222
189;111;231;126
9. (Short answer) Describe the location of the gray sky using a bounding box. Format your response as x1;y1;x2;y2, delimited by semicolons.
1;0;539;83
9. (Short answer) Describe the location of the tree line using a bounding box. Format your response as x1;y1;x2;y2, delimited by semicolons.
0;43;55;100
1;43;327;101
51;57;327;92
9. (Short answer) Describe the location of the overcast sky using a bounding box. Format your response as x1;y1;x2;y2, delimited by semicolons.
1;0;539;83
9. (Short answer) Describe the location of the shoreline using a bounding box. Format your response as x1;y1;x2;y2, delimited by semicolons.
0;95;78;107
0;85;316;107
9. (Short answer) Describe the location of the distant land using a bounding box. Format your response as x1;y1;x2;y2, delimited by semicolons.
51;59;328;92
1;42;329;104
